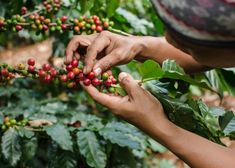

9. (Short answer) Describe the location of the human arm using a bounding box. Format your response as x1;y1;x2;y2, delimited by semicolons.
81;72;235;168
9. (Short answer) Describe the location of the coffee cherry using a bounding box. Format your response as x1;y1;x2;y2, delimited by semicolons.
67;82;76;88
92;78;101;86
61;24;67;30
10;119;17;125
95;19;101;25
18;63;25;70
60;16;67;23
78;72;85;81
27;58;35;66
73;68;80;75
104;79;112;87
22;70;28;76
39;16;45;22
106;70;113;76
43;24;49;31
15;25;23;31
44;74;52;83
96;25;103;32
91;24;96;30
67;71;75;80
87;72;95;80
21;6;27;15
103;21;109;29
74;26;80;33
102;72;109;80
111;78;117;84
38;69;46;78
1;68;9;77
108;87;115;93
66;64;73;72
5;121;11;127
83;78;91;86
44;18;51;25
43;63;51;71
28;65;35;72
71;59;79;68
1;125;6;131
50;68;57;77
60;74;67;82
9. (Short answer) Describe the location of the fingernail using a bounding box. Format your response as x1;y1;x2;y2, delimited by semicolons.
94;67;102;76
119;72;127;81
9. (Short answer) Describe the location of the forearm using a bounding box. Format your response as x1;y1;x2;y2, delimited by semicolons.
136;36;209;73
146;120;235;168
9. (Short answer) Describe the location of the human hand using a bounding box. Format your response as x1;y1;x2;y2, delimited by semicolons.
81;72;168;133
66;31;144;76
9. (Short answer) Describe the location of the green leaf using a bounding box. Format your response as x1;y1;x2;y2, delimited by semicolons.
22;138;38;161
162;59;185;75
71;113;104;131
77;130;107;168
219;111;235;135
18;127;34;139
138;60;164;81
0;112;3;125
1;128;22;166
45;124;73;151
50;151;77;168
106;0;120;17
80;0;95;14
147;138;167;153
99;122;141;149
113;84;127;96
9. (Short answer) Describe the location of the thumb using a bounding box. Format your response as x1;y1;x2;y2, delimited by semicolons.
118;72;141;99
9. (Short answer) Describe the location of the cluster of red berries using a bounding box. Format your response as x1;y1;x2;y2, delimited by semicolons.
0;58;119;94
0;2;114;34
43;0;61;13
1;117;28;131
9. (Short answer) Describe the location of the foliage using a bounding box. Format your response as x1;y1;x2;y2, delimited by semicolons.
0;1;235;168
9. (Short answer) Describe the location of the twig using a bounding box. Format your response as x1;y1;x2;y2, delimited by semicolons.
109;28;132;36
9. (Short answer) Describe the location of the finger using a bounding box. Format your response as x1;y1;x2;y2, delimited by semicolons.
66;36;94;64
74;52;80;60
118;72;142;99
66;37;80;64
93;50;122;76
84;33;110;74
80;82;123;109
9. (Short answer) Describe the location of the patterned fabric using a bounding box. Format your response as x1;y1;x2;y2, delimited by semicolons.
151;0;235;46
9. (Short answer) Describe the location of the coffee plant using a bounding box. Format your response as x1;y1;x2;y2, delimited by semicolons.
1;0;235;168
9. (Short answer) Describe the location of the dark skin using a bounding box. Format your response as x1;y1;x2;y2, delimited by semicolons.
66;30;235;168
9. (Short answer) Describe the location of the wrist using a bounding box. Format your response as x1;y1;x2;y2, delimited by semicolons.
132;36;162;60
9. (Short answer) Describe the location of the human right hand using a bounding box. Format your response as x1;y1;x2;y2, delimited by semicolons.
66;31;144;75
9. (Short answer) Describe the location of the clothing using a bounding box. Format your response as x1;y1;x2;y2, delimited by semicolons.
151;0;235;47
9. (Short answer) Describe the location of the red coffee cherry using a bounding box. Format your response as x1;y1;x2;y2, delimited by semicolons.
44;74;52;83
71;59;79;68
1;68;9;77
67;71;75;80
43;24;49;31
87;72;95;80
96;25;103;32
111;78;117;84
21;6;27;15
61;24;67;30
66;64;73;72
28;65;35;72
60;16;67;23
78;72;85;81
38;69;46;78
27;58;35;66
50;68;58;77
15;25;23;31
83;78;91;86
92;78;101;86
43;63;51;71
104;79;112;87
60;74;67;82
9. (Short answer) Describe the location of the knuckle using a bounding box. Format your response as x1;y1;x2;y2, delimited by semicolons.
121;77;130;85
100;30;109;36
